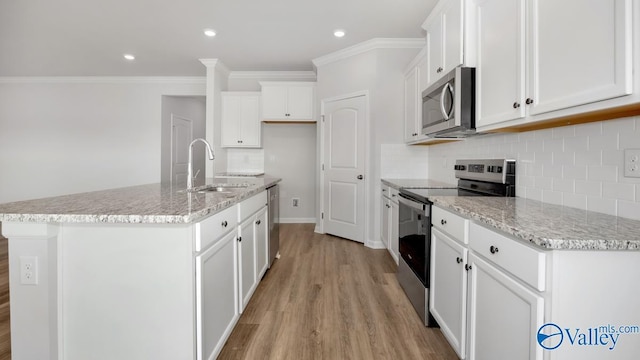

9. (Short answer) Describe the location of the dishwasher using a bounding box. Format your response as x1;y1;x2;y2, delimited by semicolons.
267;184;280;267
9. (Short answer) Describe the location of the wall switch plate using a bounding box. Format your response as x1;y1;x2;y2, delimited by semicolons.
20;256;38;285
624;149;640;178
292;198;300;207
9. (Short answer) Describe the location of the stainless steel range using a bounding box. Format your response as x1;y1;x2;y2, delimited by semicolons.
396;159;516;327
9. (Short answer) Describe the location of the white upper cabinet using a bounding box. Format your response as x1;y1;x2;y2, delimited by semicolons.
260;82;316;121
423;0;466;88
404;65;426;142
221;92;262;148
474;0;633;130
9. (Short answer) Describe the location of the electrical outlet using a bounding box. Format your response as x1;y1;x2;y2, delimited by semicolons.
624;149;640;178
20;256;38;285
292;198;300;207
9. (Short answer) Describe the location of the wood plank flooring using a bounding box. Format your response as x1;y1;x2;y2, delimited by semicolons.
0;224;10;360
219;224;458;360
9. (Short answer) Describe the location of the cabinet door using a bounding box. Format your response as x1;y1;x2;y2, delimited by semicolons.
403;67;420;142
239;95;261;147
381;196;390;248
417;50;430;93
239;217;257;312
528;0;632;115
430;228;467;359
425;15;443;86
221;95;242;147
254;207;269;280
195;230;239;360
287;85;314;120
467;253;544;360
261;85;288;119
390;200;399;264
474;0;526;128
442;0;464;73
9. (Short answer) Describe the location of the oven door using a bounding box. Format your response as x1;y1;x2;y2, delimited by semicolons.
398;194;431;286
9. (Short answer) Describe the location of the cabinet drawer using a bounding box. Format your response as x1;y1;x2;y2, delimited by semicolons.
238;191;268;221
469;222;547;291
389;187;399;203
381;185;391;197
432;206;468;244
194;205;238;252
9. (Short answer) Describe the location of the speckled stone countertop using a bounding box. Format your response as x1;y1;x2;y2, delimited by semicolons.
381;178;457;190
430;196;640;251
0;177;280;224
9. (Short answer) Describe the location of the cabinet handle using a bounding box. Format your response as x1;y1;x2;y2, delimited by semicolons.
525;98;534;105
441;219;447;225
456;257;463;264
513;102;520;109
392;194;396;198
221;220;228;227
465;264;472;271
256;220;261;225
490;245;499;254
437;66;443;73
238;236;242;242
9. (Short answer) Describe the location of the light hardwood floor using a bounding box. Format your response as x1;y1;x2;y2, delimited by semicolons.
219;224;458;360
0;224;457;360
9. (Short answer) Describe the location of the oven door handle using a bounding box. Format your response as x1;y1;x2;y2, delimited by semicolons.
398;194;426;212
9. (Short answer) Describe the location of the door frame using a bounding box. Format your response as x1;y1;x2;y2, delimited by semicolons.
317;90;372;246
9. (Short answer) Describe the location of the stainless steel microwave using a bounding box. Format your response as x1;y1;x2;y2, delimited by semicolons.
421;66;476;137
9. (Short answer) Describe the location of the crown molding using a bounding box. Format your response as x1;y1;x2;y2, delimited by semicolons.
0;76;205;84
229;71;316;81
312;38;425;68
199;58;230;76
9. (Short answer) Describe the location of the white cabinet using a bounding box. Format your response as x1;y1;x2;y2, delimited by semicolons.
381;184;400;263
473;0;633;129
404;65;428;143
430;228;468;359
221;92;262;148
381;195;391;248
237;191;269;312
239;216;257;311
466;253;544;360
195;212;239;360
260;82;316;121
423;0;465;87
430;208;469;359
254;207;269;280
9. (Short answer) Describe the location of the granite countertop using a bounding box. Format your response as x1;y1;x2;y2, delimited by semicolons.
381;178;457;190
430;196;640;251
0;177;280;224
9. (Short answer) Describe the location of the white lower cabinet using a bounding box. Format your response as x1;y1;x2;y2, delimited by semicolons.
195;227;239;360
390;199;399;262
381;195;391;248
466;252;544;360
254;207;269;280
380;184;399;264
430;228;468;359
239;216;257;311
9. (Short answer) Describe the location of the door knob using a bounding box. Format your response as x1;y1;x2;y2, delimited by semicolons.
357;175;364;180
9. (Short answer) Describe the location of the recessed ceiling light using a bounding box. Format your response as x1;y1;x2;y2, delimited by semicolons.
123;54;135;60
204;29;216;37
334;29;346;38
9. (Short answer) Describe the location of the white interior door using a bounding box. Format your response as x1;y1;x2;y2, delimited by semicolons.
322;95;366;242
171;115;193;186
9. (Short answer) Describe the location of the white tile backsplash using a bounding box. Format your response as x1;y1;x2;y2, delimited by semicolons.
226;148;265;173
380;143;430;178
427;115;640;220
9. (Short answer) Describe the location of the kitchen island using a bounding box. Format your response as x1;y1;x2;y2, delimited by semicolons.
0;176;280;360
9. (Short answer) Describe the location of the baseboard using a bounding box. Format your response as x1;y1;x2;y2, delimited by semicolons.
366;239;387;250
279;218;317;224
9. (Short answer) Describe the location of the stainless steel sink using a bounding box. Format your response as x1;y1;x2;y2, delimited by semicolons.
184;183;251;194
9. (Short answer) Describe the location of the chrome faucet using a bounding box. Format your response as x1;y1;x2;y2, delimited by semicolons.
187;138;215;191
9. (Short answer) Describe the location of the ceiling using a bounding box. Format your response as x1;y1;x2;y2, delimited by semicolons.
0;0;436;76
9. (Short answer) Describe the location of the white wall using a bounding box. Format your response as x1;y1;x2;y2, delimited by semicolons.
0;78;205;203
427;116;640;220
315;48;421;247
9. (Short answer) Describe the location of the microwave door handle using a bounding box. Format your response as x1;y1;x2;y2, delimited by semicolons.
440;83;454;120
